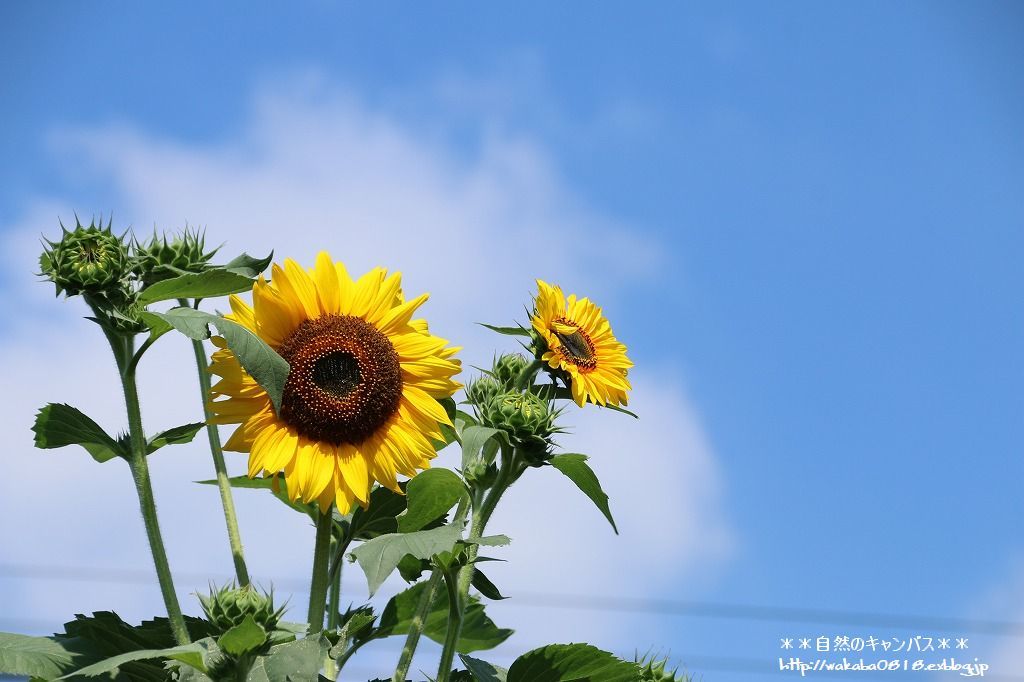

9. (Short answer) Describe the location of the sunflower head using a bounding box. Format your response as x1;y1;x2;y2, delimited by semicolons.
199;583;284;635
479;391;557;463
530;279;633;408
208;253;461;514
40;216;130;298
134;227;218;285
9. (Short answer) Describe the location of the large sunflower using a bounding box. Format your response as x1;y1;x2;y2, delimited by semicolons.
208;252;461;513
531;279;632;407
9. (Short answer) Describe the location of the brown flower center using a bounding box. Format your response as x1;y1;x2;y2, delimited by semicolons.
277;314;403;445
552;317;597;370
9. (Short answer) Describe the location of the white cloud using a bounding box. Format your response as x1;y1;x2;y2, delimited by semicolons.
0;75;732;667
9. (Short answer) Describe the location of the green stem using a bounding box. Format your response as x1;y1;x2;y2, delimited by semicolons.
435;568;463;682
120;353;190;645
186;323;250;586
392;496;470;682
306;508;334;632
327;540;342;630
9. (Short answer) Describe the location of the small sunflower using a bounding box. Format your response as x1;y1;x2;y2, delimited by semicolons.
531;279;632;407
208;252;461;513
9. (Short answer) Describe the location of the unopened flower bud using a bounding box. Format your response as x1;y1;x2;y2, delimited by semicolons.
40;217;130;297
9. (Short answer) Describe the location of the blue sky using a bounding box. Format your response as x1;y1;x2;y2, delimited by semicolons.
1;2;1022;680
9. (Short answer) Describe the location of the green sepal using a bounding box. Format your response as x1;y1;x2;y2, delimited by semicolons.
217;615;267;656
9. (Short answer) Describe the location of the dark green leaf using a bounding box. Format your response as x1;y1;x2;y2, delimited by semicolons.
0;633;102;679
344;486;408;541
138;269;255;304
32;403;125;463
350;524;464;596
471;569;506;600
328;607;376;659
197;475;317;519
152;308;290;413
460;654;508;682
377;582;512;653
396;554;430;582
217;615;267;656
222;252;273;278
461;426;507;471
507;644;639;682
398;468;465;532
147;422;205;454
59;639;217;678
479;323;532;338
550;454;618;534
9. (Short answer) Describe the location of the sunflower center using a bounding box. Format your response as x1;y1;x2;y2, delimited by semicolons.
552;318;597;370
277;314;403;445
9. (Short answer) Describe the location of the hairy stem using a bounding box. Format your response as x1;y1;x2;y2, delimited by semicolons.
120;351;190;645
185;315;250;586
435;567;463;682
306;508;334;632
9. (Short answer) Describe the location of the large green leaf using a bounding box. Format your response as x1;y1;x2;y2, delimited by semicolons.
138;269;255;304
147;422;205;454
460;426;507;471
377;581;513;653
398;468;465;532
0;633;101;678
222;252;273;279
152;308;289;413
506;644;639;682
32;403;125;463
217;615;267;656
549;454;618;534
350;524;464;596
59;639;217;678
460;654;508;682
344;486;407;540
246;636;328;682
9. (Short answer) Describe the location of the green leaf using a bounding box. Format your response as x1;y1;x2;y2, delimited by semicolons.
245;636;329;682
550;454;618;534
350;524;464;596
506;644;639;682
460;654;508;682
377;582;512;653
345;486;408;540
222;252;273;278
138;310;174;344
328;607;376;659
217;614;267;656
0;633;101;678
147;422;205;454
32;403;126;463
471;569;506;600
461;426;507;471
138;269;255;304
59;639;217;678
479;323;532;338
398;468;465;532
153;308;290;413
197;475;316;518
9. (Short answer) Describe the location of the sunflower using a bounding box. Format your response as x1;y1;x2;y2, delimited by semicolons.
531;279;632;407
208;252;461;514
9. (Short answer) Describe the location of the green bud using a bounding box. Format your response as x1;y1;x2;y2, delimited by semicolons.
40;217;131;297
492;353;530;389
479;391;558;463
637;654;687;682
199;583;284;635
133;226;218;285
465;376;501;407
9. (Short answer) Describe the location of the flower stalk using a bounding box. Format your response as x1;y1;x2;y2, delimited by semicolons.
306;507;335;632
183;299;250;586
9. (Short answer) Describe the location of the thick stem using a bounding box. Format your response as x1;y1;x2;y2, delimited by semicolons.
327;540;342;630
306;508;334;632
187;330;250;586
121;362;191;645
435;568;463;682
392;496;470;682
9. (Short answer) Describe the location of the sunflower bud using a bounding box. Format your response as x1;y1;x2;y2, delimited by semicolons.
199;583;284;635
492;353;530;390
133;227;217;285
637;654;686;682
40;217;130;298
479;391;557;462
465;376;501;408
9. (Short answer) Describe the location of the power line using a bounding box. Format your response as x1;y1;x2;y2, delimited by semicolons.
2;562;1022;636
